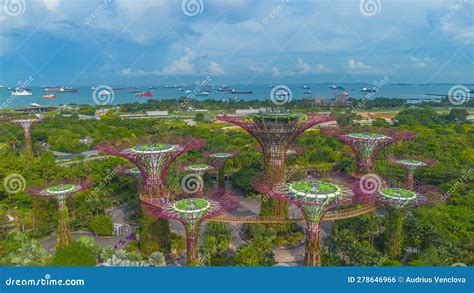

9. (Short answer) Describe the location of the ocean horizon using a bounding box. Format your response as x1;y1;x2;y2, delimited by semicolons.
2;83;471;108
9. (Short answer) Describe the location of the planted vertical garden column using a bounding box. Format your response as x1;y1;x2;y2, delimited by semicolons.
321;128;415;175
9;118;42;155
28;180;93;248
203;150;239;190
389;158;437;190
219;112;334;222
142;190;237;266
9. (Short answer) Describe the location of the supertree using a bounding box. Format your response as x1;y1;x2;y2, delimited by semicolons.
388;157;437;190
219;112;334;220
142;190;237;266
117;166;143;192
28;179;93;247
96;136;207;201
253;175;353;266
321;128;415;175
176;162;215;196
354;181;444;258
202;150;239;190
9;118;42;155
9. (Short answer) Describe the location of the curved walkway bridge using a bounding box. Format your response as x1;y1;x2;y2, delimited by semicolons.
210;203;376;224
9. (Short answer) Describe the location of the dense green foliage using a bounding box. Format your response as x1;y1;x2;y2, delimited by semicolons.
89;214;113;236
0;104;472;266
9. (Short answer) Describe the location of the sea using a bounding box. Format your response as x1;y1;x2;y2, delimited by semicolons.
1;83;472;109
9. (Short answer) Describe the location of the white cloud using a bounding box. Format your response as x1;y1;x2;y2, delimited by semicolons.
347;59;372;70
296;58;311;73
43;0;60;11
208;62;225;75
409;56;432;68
315;64;330;73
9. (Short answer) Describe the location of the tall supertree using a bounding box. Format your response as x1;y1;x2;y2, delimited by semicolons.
9;118;42;155
202;150;239;190
321;128;415;175
389;157;437;190
219;112;334;220
253;175;353;266
28;179;93;247
97;136;207;201
142;190;237;266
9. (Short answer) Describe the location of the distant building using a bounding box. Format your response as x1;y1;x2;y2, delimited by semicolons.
236;109;260;115
95;108;109;117
79;136;94;145
146;111;169;117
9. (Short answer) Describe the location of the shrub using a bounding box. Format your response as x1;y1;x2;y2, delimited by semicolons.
50;241;97;266
89;214;113;236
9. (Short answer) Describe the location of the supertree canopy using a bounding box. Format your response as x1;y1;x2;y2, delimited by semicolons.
254;175;353;266
9;118;43;155
28;179;93;247
389;157;437;190
177;162;215;196
96;136;206;200
219;111;334;220
142;190;237;266
117;166;144;192
203;150;239;190
321;128;416;175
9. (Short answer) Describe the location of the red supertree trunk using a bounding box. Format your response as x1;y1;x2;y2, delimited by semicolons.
185;224;200;266
304;221;321;266
57;198;71;247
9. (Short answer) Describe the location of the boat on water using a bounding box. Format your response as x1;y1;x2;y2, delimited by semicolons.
184;90;192;94
196;90;210;97
148;86;157;89
304;90;312;94
303;85;311;89
42;94;56;99
135;91;153;97
218;86;233;92
330;85;345;90
11;89;32;96
361;87;377;93
44;86;79;93
231;89;253;94
129;90;141;93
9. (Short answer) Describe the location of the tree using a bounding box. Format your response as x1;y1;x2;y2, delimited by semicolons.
194;113;205;122
235;238;275;266
445;108;468;124
89;214;113;236
50;241;97;266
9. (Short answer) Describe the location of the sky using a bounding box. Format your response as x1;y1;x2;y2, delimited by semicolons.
0;0;473;86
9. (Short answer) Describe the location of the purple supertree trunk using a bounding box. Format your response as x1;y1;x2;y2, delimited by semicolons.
321;128;415;175
9;119;42;155
97;137;207;199
219;114;334;221
141;189;238;266
203;150;239;191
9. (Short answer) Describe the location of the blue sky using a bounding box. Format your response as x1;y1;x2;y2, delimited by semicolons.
0;0;473;86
